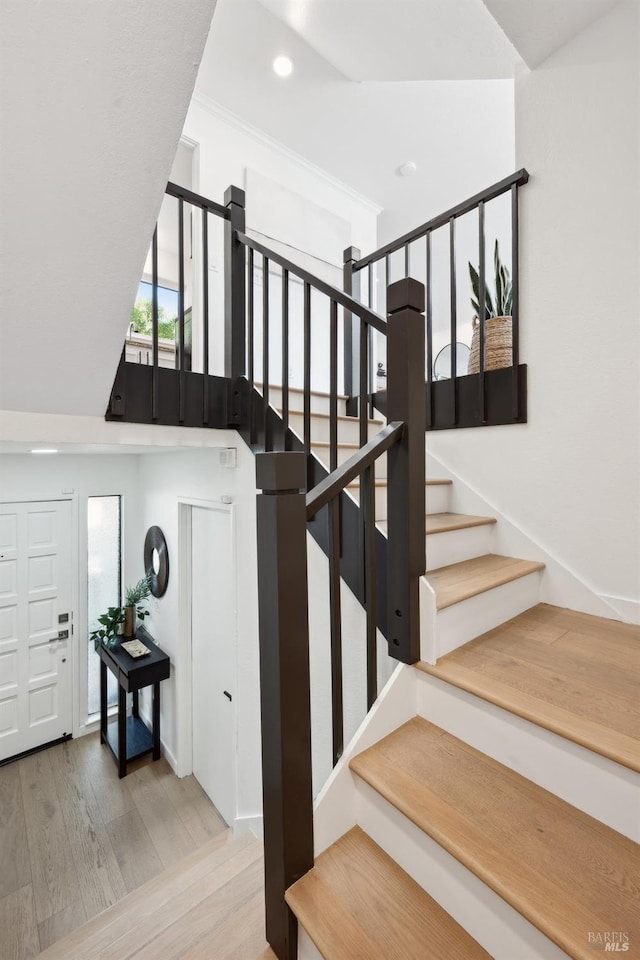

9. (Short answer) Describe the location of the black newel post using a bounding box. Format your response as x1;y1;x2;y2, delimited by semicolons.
343;246;361;417
255;451;314;960
224;185;246;424
386;278;426;664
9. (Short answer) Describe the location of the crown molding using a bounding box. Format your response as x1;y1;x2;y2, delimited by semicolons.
190;92;383;216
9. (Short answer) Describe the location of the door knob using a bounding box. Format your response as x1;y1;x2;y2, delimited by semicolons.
223;690;232;701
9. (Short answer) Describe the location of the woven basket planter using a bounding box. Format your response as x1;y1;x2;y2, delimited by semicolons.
467;315;512;374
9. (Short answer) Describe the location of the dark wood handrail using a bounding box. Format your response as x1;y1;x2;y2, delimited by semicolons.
353;168;529;269
237;231;388;334
166;181;230;219
306;421;403;520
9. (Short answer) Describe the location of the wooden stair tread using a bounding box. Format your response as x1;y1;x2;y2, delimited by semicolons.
38;833;264;960
286;826;490;960
346;478;452;487
350;718;640;960
417;603;640;770
378;512;496;535
426;553;545;609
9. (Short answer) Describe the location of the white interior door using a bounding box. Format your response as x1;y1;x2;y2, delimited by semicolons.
191;505;236;826
0;500;73;762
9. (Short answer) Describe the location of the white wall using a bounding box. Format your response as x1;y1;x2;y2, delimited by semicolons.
181;97;380;387
0;453;143;733
0;0;216;418
429;0;640;620
135;440;263;827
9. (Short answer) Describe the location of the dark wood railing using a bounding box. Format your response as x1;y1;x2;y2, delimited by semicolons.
344;169;529;430
255;278;425;960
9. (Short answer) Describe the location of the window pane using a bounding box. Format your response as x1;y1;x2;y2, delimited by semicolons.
87;496;121;716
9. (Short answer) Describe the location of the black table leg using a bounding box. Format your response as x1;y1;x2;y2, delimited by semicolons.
132;689;139;718
118;685;127;779
152;681;161;761
100;658;107;745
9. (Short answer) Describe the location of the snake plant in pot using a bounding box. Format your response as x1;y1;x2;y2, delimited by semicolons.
467;239;513;374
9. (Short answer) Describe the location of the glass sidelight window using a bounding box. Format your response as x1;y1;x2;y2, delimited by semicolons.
87;495;122;717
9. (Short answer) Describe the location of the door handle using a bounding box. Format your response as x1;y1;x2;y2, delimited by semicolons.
223;690;232;701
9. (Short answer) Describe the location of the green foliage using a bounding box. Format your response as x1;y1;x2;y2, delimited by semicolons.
124;576;152;623
90;606;125;650
130;299;175;340
468;240;512;318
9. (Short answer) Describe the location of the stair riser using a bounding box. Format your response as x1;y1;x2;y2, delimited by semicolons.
346;484;452;523
298;929;325;960
426;484;450;514
288;411;382;445
354;780;572;960
436;572;541;657
416;672;639;841
426;525;495;571
313;445;387;477
346;482;389;521
265;386;348;417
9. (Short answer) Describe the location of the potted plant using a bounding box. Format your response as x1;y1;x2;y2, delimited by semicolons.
90;606;125;651
123;575;152;637
467;240;513;374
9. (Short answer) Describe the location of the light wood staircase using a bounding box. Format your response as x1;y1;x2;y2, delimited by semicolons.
268;386;640;960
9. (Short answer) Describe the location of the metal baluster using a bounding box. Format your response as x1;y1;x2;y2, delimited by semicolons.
368;265;374;418
248;248;254;391
449;216;457;426
178;198;185;424
303;282;311;488
404;243;410;277
151;226;158;421
426;231;433;428
359;319;368;448
328;496;343;766
478;201;487;424
329;300;338;472
362;463;377;709
202;208;209;425
263;255;270;449
511;184;520;420
282;268;289;446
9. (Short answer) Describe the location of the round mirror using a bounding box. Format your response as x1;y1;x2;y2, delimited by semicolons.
144;526;169;597
433;342;471;381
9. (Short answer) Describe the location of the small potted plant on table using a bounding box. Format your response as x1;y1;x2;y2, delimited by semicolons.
123;576;152;637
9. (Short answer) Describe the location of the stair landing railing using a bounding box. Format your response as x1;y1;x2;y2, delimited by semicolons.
254;278;426;960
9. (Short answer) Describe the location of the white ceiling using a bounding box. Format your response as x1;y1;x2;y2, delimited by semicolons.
194;0;516;238
0;0;217;417
483;0;624;67
256;0;521;80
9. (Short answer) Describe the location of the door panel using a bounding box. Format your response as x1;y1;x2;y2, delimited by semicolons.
0;501;73;762
191;506;236;827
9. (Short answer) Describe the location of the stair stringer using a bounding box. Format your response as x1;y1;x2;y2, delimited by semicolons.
427;450;630;623
311;663;417;858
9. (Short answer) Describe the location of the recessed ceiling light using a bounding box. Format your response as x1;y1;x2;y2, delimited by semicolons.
31;448;58;454
397;161;417;178
273;55;294;78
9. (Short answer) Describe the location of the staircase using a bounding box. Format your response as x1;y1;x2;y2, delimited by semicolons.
104;174;639;960
264;389;640;959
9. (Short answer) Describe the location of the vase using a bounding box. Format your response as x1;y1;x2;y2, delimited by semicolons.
123;605;136;638
467;315;512;374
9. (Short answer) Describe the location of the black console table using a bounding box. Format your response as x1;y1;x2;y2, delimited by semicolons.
98;626;170;778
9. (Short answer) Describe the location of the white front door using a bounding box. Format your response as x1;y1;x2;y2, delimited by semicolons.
191;505;236;827
0;500;73;762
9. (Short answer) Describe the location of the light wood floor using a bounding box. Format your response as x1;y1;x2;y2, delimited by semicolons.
418;603;640;770
0;731;236;958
